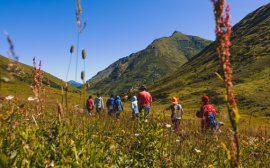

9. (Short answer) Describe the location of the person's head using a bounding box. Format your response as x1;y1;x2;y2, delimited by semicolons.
89;95;92;99
139;85;147;91
202;96;209;105
170;97;178;104
132;96;137;101
110;94;114;98
97;93;100;97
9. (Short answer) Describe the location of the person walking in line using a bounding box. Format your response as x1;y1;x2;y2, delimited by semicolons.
196;96;217;132
131;96;139;119
106;94;115;116
163;97;183;133
114;96;124;118
137;85;152;120
86;95;94;115
95;93;104;114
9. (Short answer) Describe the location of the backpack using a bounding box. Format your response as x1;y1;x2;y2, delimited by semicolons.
204;105;217;129
87;99;93;110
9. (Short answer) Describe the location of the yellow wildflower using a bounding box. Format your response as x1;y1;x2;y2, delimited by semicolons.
121;130;125;134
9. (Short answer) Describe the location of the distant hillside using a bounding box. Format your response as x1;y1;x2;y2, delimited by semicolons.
0;54;80;94
67;80;82;87
86;31;212;95
142;2;270;116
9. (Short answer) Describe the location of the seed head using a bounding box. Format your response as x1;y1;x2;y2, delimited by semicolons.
82;48;86;59
70;45;74;53
81;71;84;80
57;103;63;114
87;82;90;88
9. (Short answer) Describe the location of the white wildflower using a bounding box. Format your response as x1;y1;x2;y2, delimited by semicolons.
28;97;35;101
166;124;171;128
6;95;14;100
176;140;180;142
135;134;139;136
195;148;201;153
145;119;148;122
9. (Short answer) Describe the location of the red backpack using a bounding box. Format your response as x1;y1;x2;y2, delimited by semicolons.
87;99;93;109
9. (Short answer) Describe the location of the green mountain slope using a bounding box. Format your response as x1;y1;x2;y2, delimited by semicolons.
0;54;80;95
87;31;212;95
144;3;270;116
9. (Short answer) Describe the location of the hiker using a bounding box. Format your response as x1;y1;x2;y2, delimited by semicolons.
137;85;152;119
106;94;115;116
163;97;183;133
114;96;124;118
196;96;217;132
86;95;94;115
94;93;104;114
131;96;139;119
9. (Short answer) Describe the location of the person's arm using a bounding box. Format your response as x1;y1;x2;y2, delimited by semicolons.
163;106;171;112
101;98;104;111
196;106;204;118
92;100;94;107
150;94;152;106
181;107;184;118
121;101;124;112
131;102;134;111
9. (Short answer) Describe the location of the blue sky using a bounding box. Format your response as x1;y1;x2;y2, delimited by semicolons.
0;0;269;83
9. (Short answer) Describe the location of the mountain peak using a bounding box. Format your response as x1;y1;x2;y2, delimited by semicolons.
172;31;182;36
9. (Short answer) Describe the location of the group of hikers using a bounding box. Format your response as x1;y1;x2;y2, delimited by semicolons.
86;85;219;133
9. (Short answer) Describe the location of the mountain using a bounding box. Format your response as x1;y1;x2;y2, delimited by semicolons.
67;80;83;87
0;54;80;95
142;3;270;116
86;31;212;95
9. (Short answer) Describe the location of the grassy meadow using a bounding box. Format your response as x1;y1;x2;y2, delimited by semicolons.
0;82;270;167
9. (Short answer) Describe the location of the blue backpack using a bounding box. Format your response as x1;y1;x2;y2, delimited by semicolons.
204;106;217;129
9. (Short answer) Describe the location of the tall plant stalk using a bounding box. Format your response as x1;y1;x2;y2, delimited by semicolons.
211;0;241;167
66;45;74;82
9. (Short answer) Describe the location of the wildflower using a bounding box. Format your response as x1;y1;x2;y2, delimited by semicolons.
208;165;213;168
195;148;201;153
121;130;125;134
135;134;139;136
247;137;258;145
166;124;171;128
145;119;148;122
70;139;74;144
176;140;180;142
266;139;270;143
6;95;14;100
28;97;35;101
219;122;225;126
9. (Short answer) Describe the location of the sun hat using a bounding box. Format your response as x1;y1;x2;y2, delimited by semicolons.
139;85;147;90
170;97;178;104
202;96;209;103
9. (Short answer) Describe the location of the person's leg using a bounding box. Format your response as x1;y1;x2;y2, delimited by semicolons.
96;108;101;114
171;118;176;129
145;106;150;118
176;119;181;133
116;111;120;118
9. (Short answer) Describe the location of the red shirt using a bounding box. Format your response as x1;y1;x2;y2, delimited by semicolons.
138;91;152;107
196;104;216;129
